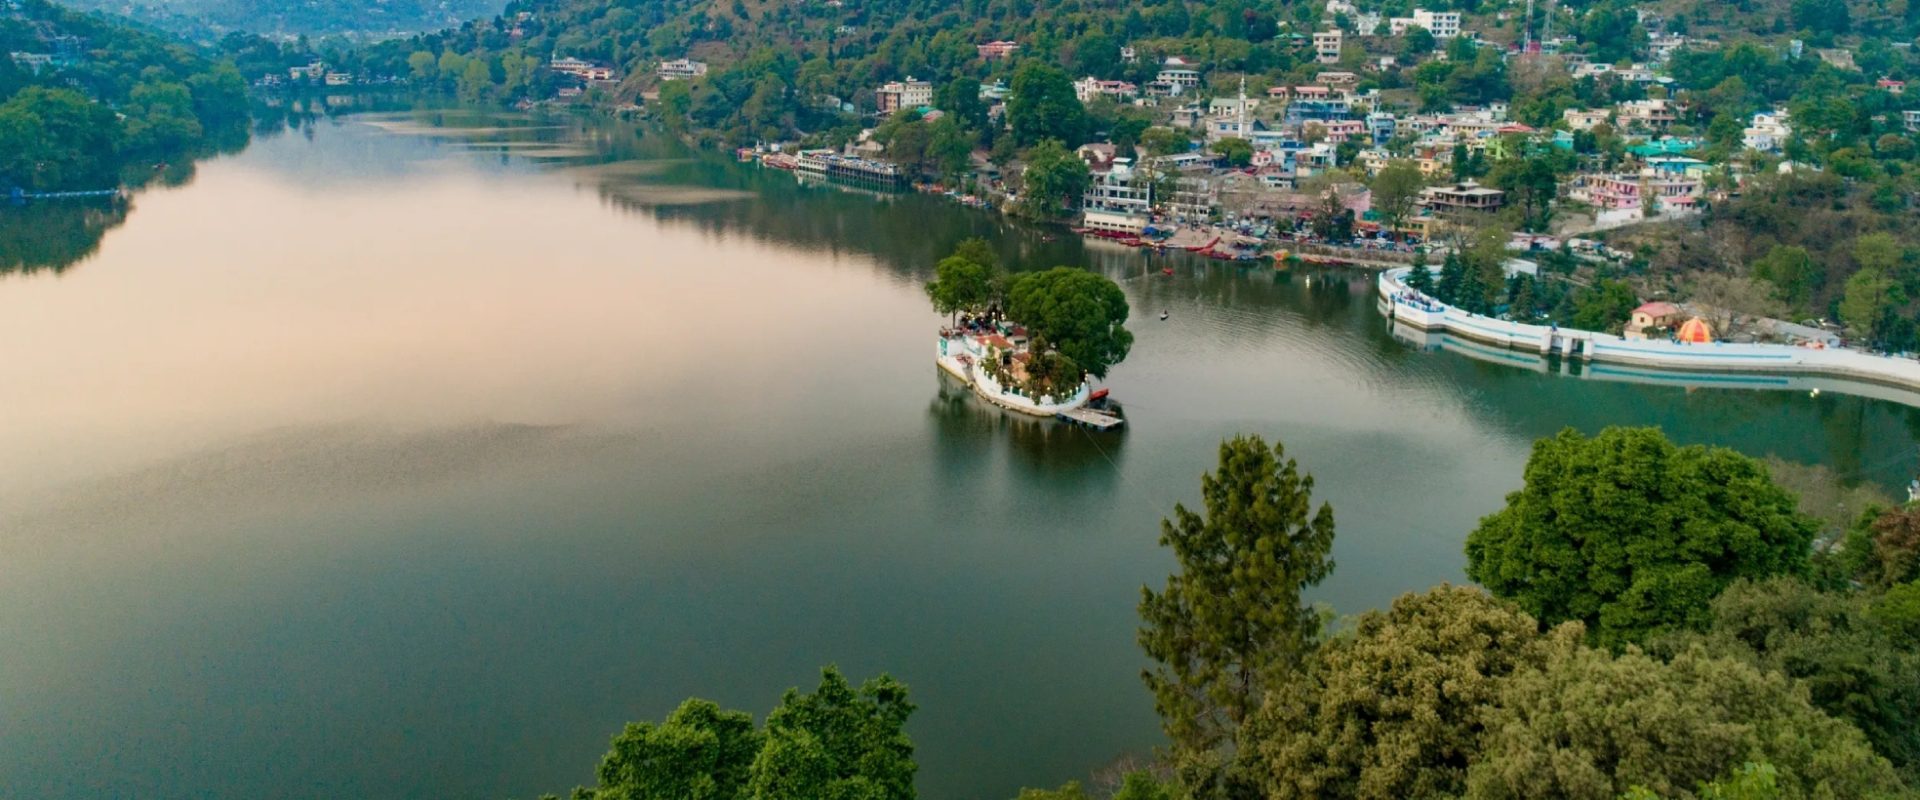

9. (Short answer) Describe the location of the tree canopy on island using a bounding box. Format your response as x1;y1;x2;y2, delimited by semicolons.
1005;267;1131;379
1466;426;1817;648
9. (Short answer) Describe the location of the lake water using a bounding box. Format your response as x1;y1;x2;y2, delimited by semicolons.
4;111;1917;800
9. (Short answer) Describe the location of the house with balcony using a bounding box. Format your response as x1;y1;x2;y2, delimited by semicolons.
1419;181;1505;214
1569;171;1702;212
1151;65;1203;97
1615;99;1676;131
657;58;707;80
1074;77;1138;103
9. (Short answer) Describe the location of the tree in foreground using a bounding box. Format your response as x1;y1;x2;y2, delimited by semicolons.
1465;426;1815;647
545;667;915;800
1466;642;1905;799
593;699;763;800
1248;585;1577;800
748;668;917;800
1005;267;1132;379
1139;435;1335;794
1654;577;1920;782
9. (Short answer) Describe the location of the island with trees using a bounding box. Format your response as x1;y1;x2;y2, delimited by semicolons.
927;240;1132;424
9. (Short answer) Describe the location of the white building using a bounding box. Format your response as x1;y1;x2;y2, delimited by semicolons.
1390;9;1462;39
876;77;933;114
1153;68;1203;96
657;58;708;80
1563;108;1610;131
1744;109;1791;152
8;52;50;73
1073;76;1139;103
1649;34;1687;62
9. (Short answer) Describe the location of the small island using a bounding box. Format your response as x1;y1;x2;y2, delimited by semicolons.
926;240;1133;429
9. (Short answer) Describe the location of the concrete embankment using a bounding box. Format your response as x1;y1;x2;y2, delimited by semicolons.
1376;268;1920;401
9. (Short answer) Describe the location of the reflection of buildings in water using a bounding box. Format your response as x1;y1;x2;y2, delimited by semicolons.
1389;323;1920;410
928;369;1125;475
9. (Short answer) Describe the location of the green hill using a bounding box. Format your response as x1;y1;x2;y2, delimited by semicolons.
53;0;509;40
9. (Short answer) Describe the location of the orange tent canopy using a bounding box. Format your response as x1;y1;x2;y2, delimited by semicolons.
1677;317;1713;343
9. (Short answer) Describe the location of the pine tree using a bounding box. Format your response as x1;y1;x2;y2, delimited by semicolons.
1139;436;1335;789
1406;251;1436;296
1436;251;1466;305
1457;259;1490;314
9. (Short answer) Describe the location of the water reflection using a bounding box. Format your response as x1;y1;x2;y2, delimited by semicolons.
0;200;129;275
927;370;1124;478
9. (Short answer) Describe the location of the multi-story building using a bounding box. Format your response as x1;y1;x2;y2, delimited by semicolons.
1153;66;1203;96
1074;77;1139;103
1419;181;1506;213
1569;171;1702;211
1313;30;1344;64
1083;174;1153;215
876;77;933;114
1649;34;1688;62
1615;99;1676;131
1366;112;1397;145
1286;97;1352;125
656;58;707;80
1390;9;1462;38
1744;110;1791;152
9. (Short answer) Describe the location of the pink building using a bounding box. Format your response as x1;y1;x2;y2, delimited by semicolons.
977;40;1020;59
1320;120;1366;143
1573;172;1702;211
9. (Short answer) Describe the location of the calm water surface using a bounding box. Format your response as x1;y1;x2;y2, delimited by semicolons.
4;112;1918;799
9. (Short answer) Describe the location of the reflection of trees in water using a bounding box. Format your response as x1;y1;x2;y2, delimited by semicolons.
0;200;130;276
1424;352;1920;491
928;370;1125;481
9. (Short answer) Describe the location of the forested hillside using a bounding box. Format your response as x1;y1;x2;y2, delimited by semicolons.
54;0;508;39
1;0;249;191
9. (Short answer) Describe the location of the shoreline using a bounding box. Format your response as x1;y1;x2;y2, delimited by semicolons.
1378;268;1920;403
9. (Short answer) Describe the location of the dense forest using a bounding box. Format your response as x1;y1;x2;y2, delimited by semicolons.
54;0;509;40
0;0;250;192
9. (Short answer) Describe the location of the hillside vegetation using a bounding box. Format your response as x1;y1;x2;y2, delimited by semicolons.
56;0;509;39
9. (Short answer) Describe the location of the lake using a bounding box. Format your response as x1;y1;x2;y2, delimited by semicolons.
3;110;1916;800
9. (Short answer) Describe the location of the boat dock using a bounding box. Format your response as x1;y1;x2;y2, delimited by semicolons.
1056;407;1125;431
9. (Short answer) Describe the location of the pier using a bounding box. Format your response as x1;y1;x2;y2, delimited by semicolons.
9;187;123;204
1056;407;1125;431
